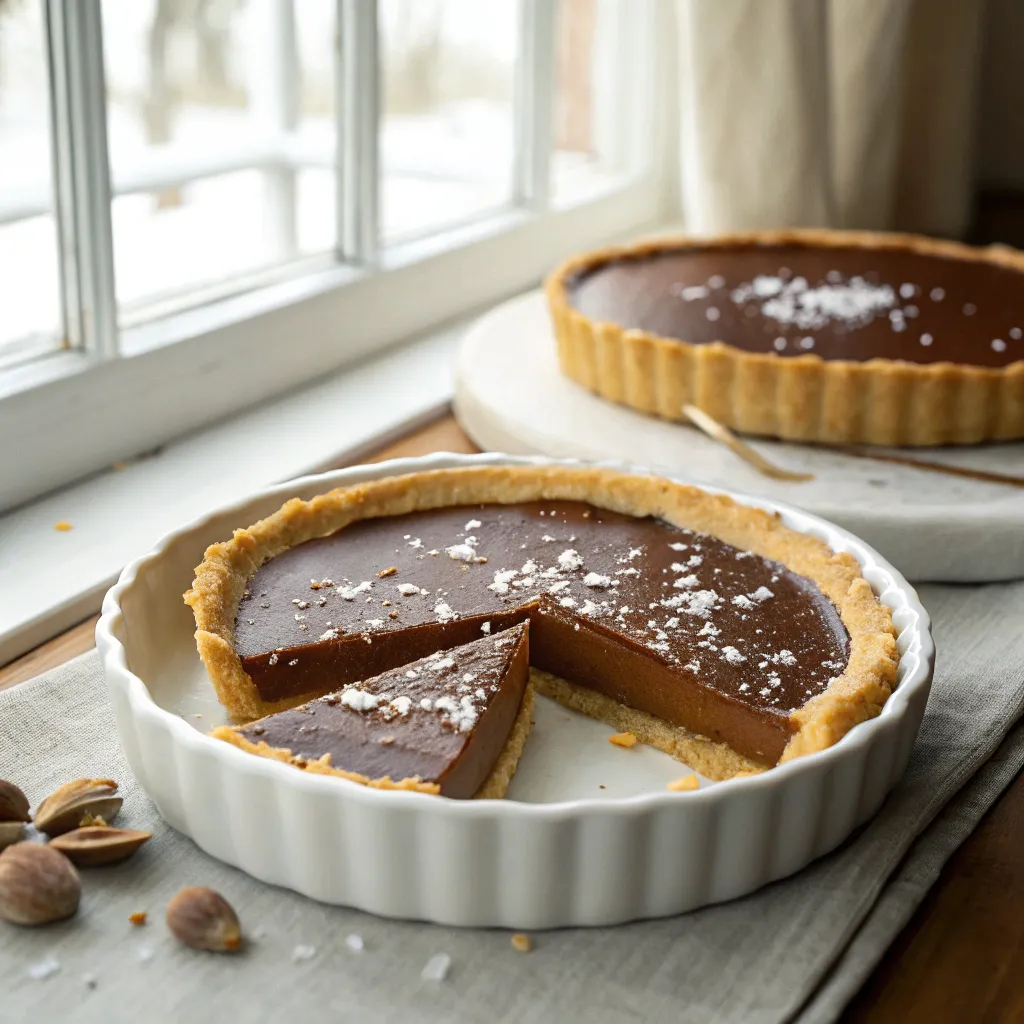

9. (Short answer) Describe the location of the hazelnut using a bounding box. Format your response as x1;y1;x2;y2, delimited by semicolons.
0;843;80;926
166;887;242;952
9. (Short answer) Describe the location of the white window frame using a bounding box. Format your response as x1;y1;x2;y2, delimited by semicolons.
0;0;666;513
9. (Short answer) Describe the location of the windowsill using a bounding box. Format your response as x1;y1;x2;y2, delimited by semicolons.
0;317;466;667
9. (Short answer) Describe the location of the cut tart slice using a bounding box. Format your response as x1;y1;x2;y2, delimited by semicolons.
546;229;1024;446
211;622;533;798
185;465;898;781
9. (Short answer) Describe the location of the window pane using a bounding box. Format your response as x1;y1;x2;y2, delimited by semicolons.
102;0;336;314
552;0;618;204
380;0;518;242
0;1;62;361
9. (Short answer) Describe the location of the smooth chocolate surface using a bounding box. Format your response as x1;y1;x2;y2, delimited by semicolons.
565;245;1024;367
237;624;529;798
236;501;849;765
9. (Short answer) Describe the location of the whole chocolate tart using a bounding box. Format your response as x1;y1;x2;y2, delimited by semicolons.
547;230;1024;446
212;623;533;798
185;465;898;786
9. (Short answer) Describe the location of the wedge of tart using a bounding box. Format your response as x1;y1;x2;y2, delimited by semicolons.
546;230;1024;446
212;623;533;798
185;465;898;782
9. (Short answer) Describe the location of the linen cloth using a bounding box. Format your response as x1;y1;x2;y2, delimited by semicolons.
1;581;1022;1024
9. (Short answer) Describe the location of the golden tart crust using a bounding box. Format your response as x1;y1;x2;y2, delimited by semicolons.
547;229;1024;447
185;465;898;779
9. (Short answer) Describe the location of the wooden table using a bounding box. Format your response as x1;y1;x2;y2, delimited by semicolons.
2;412;1021;1022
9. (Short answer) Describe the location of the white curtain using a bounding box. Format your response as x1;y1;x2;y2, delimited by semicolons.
674;0;986;238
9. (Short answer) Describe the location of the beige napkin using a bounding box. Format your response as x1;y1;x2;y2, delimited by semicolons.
1;581;1023;1024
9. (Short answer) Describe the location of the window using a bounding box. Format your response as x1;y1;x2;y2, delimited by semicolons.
0;0;660;513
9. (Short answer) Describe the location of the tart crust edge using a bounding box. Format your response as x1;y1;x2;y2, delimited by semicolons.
184;464;899;772
546;229;1024;446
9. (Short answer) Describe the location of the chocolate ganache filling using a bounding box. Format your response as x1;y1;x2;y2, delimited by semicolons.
565;245;1024;368
235;501;850;766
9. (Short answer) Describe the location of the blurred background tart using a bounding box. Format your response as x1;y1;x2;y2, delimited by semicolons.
547;230;1024;447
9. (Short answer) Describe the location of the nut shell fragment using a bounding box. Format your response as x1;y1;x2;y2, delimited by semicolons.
33;778;122;837
0;822;25;851
49;827;152;867
0;780;30;823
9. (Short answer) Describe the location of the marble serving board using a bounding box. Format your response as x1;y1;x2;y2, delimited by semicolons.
453;291;1024;583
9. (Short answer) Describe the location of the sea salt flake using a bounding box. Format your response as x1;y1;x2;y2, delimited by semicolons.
363;618;384;630
580;600;603;616
751;586;774;602
446;543;478;561
397;583;427;596
340;688;380;711
559;596;577;608
464;519;482;530
583;572;613;588
427;656;456;672
432;598;456;622
27;956;61;980
318;628;341;642
732;595;754;610
672;574;700;589
408;538;423;549
292;945;317;963
669;542;689;551
390;696;412;715
481;621;491;634
339;581;373;601
774;649;798;666
421;952;452;982
346;933;365;952
721;646;747;665
558;549;583;570
548;580;571;594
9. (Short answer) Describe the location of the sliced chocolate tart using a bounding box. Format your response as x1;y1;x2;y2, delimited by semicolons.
547;230;1024;446
185;465;898;782
212;623;533;798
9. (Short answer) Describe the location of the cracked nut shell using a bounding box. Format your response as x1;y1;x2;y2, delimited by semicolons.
0;822;25;851
166;887;242;952
49;827;152;867
33;778;122;837
0;780;30;823
0;843;81;925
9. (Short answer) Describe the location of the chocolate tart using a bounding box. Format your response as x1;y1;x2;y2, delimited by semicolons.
185;465;898;782
547;230;1024;446
211;623;534;798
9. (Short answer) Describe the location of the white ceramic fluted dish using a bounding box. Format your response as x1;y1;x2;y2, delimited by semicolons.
96;453;934;928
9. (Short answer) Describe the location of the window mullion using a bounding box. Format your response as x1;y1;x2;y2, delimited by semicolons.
336;0;380;265
513;0;557;212
46;0;118;360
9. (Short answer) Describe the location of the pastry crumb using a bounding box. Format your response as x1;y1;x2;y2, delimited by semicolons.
608;731;637;748
129;912;148;927
667;774;700;792
377;567;398;578
54;521;73;532
598;784;606;789
510;933;532;953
